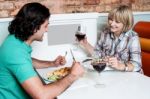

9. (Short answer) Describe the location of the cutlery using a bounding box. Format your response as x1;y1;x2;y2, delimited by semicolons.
82;58;92;63
70;49;76;62
65;51;67;57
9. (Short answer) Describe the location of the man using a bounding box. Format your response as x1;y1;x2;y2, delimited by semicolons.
0;2;84;99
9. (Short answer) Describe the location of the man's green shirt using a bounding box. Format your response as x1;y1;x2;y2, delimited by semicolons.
0;35;37;99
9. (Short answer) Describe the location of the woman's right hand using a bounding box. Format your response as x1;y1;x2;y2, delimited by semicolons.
70;62;84;79
78;37;88;47
78;37;95;56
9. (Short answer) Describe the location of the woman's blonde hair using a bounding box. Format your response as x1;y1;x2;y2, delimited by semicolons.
108;5;134;33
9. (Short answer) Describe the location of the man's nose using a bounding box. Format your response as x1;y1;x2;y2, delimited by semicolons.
45;27;48;32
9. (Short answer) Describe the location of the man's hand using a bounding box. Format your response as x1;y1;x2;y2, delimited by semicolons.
53;55;66;66
70;62;84;80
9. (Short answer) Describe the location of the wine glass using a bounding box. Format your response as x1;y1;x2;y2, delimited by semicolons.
75;25;86;41
74;25;86;50
91;57;106;88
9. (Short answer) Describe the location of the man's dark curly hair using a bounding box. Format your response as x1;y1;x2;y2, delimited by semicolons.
8;2;50;41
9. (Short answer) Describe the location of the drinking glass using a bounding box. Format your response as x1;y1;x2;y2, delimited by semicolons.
91;60;106;88
91;50;106;88
74;25;86;50
75;25;86;41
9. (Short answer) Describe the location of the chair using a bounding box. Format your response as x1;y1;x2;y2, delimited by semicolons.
133;21;150;77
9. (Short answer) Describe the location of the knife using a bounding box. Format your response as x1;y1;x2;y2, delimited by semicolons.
70;49;76;62
82;58;92;63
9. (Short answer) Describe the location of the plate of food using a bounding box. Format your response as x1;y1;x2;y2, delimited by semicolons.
44;67;71;83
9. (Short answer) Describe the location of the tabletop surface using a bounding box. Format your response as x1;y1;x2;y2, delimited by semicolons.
37;61;150;99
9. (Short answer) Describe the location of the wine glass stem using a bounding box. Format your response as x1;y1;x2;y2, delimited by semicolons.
94;72;105;88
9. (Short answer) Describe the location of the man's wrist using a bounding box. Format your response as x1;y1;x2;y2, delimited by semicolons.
52;61;59;67
68;74;78;82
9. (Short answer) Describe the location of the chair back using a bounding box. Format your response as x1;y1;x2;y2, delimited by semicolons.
133;21;150;77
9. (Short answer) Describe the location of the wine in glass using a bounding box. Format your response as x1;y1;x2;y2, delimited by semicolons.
75;33;86;41
92;63;106;73
91;60;106;88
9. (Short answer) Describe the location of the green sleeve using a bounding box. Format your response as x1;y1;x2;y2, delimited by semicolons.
6;49;37;83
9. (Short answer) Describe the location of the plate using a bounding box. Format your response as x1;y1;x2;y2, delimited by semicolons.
45;67;71;82
82;61;95;71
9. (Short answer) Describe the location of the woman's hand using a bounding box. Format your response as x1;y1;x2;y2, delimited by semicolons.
78;37;94;56
78;37;88;47
108;56;125;71
53;55;66;66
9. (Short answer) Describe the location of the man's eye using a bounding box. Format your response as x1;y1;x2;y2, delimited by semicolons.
45;24;49;28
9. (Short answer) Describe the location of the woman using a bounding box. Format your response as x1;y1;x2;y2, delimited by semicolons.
79;5;141;72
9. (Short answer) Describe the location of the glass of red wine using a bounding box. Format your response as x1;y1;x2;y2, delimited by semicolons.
75;25;86;41
91;59;106;88
74;25;86;50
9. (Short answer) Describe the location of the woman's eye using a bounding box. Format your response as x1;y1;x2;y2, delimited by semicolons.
109;18;113;21
116;21;121;23
109;19;113;22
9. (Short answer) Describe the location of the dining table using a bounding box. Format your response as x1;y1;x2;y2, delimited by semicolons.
37;60;150;99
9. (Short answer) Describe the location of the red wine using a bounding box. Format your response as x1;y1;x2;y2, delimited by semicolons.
75;33;86;41
92;63;106;73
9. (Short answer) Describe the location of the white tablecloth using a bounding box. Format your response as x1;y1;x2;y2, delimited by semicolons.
37;60;150;99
